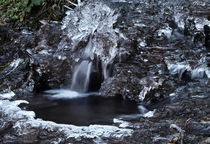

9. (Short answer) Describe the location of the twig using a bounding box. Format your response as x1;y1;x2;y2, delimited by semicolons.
21;67;33;88
67;0;77;7
64;5;73;10
170;124;185;144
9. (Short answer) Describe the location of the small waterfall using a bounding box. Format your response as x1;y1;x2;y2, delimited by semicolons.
70;38;93;92
71;60;93;92
60;1;120;92
70;36;96;92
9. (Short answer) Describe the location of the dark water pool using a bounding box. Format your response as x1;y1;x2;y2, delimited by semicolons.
28;91;140;126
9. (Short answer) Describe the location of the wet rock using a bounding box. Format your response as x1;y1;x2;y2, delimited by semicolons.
31;22;74;92
118;82;210;144
0;26;33;93
0;23;74;94
32;53;73;92
97;0;210;102
204;25;210;51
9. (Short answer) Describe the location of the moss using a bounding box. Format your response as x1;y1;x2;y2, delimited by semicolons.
0;0;69;28
0;0;39;23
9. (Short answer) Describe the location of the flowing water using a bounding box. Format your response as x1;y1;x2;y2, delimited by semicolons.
70;60;93;92
29;2;140;125
29;0;209;126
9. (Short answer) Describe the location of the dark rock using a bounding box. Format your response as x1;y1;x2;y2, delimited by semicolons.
0;26;32;93
204;25;210;51
0;23;74;94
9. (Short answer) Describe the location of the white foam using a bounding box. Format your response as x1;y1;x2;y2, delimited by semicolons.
45;89;85;99
44;89;99;99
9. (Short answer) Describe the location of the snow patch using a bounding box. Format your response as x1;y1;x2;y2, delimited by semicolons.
1;58;24;77
38;50;50;55
143;110;155;118
174;13;185;29
10;58;23;70
166;60;210;79
138;77;164;101
157;26;172;38
113;118;130;128
0;100;133;141
139;86;152;101
166;62;191;75
191;66;210;79
0;91;15;99
194;17;210;31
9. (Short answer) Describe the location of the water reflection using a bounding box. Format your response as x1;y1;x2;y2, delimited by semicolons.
29;91;140;126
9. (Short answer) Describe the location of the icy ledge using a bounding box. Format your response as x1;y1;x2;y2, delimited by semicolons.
0;100;133;143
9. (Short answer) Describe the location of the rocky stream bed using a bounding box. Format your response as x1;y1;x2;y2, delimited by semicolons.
0;0;210;143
